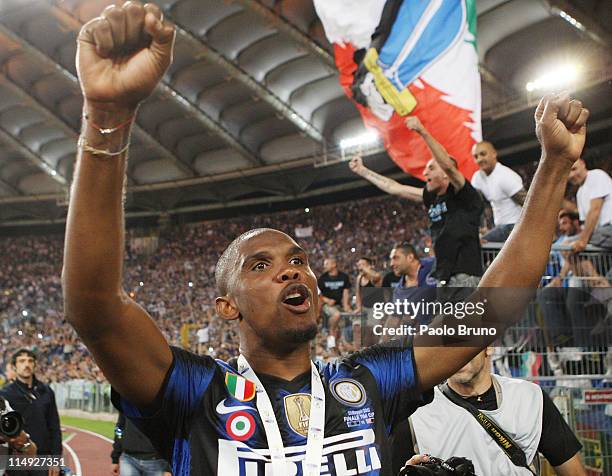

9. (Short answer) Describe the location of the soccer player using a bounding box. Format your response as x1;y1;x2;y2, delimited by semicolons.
62;3;590;474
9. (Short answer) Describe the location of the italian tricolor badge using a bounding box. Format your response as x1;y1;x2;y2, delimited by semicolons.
225;372;256;402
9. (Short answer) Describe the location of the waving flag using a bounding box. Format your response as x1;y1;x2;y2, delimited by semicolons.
315;0;481;181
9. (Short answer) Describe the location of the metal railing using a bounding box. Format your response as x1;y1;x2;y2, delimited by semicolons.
481;243;612;288
50;380;115;414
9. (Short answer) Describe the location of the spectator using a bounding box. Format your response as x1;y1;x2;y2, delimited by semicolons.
354;257;383;347
355;256;382;312
0;349;62;476
381;268;402;303
379;243;437;342
567;159;612;251
350;116;484;290
390;243;437;320
1;364;15;388
317;257;352;347
111;412;171;476
471;141;527;242
196;322;210;356
394;348;587;476
548;210;582;287
538;211;608;349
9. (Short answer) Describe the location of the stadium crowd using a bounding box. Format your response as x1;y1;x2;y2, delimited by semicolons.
0;195;429;382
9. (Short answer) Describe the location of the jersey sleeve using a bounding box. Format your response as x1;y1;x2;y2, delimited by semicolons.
537;388;582;466
111;346;217;460
351;339;433;427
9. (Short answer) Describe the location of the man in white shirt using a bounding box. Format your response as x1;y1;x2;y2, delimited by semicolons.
395;349;587;476
567;159;612;251
471;141;527;242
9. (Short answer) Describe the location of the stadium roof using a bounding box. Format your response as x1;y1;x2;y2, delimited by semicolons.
0;0;610;230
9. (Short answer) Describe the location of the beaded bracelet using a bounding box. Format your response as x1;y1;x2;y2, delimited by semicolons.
77;136;130;157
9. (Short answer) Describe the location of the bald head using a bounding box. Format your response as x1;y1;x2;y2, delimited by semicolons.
215;228;293;296
472;141;498;175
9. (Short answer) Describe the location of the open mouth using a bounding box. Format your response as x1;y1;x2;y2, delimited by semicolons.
280;283;311;313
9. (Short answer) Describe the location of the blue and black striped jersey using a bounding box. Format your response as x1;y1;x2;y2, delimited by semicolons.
113;341;431;476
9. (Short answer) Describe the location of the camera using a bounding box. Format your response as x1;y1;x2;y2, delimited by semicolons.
399;456;476;476
0;396;23;438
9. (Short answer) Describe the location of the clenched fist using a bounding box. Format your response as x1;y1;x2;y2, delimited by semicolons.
348;156;365;175
405;116;426;134
535;93;589;164
76;1;175;112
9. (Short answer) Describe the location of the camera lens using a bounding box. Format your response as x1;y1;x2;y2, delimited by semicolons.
0;412;23;438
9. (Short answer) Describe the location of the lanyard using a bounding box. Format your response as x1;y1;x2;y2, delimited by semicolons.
237;355;325;476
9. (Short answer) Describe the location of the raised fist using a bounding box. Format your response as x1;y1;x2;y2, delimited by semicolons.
76;1;176;111
349;156;365;174
535;93;589;164
405;116;425;134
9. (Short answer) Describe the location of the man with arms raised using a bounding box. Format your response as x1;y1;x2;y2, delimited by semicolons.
350;117;483;290
63;3;589;475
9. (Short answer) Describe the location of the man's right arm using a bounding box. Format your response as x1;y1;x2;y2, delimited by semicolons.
414;94;590;391
349;157;423;202
62;2;175;407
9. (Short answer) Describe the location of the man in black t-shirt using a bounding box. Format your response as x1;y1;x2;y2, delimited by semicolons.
111;412;171;476
381;269;402;303
350;116;483;288
422;161;483;286
317;258;352;346
381;270;402;289
65;6;591;474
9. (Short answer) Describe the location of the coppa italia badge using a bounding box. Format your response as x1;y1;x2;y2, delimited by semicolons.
225;372;256;402
226;411;255;441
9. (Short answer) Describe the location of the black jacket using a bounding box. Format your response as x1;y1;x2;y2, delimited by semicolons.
111;412;170;469
0;378;62;456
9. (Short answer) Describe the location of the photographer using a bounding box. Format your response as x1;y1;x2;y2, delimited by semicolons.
0;350;61;476
393;349;586;475
1;396;37;475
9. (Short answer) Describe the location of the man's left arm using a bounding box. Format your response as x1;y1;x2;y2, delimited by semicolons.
342;287;351;312
414;94;589;391
505;168;527;206
362;267;383;286
572;197;604;252
406;116;465;191
511;189;528;206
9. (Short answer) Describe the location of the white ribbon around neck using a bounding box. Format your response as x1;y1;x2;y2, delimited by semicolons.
237;354;326;476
